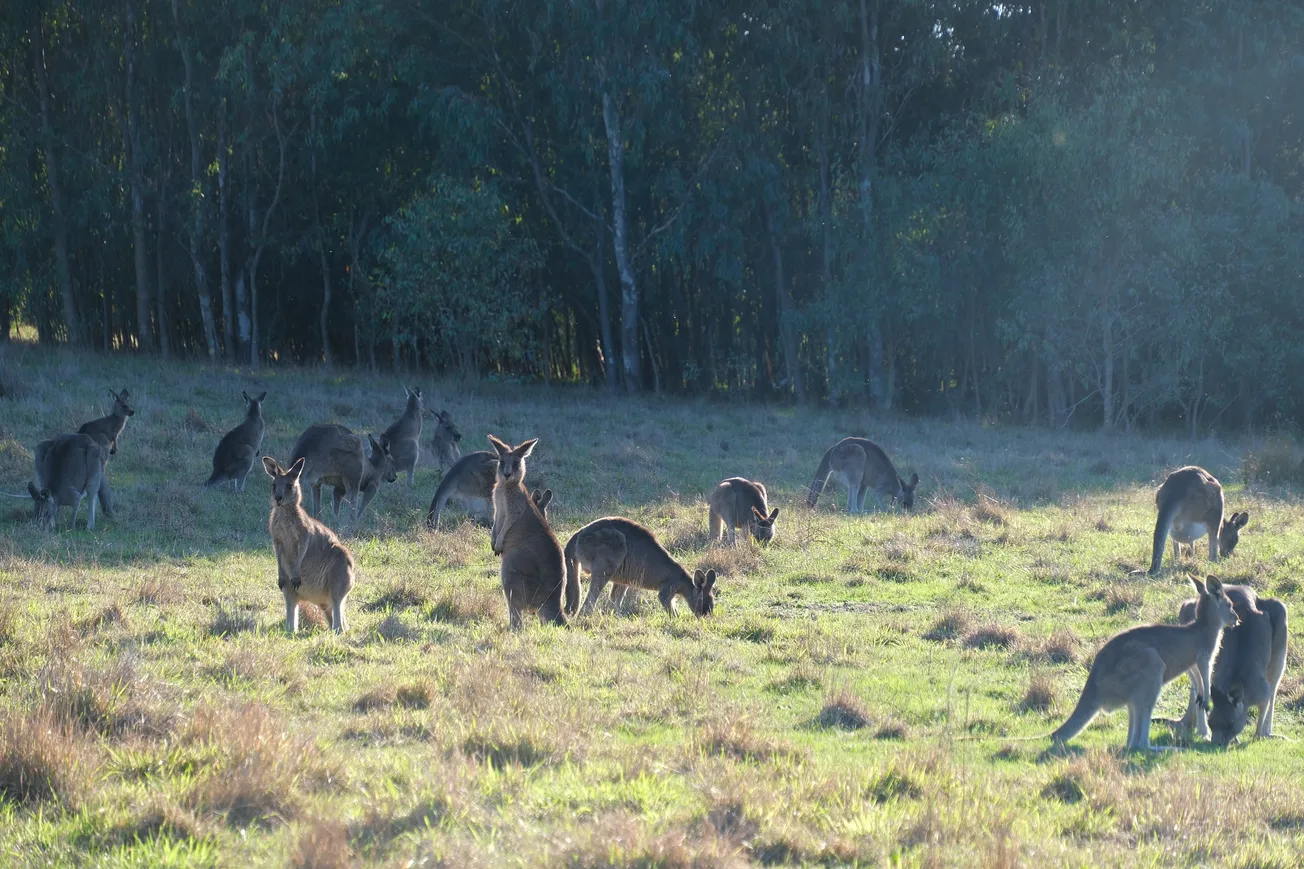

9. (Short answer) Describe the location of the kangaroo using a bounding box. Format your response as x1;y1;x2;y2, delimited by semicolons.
708;477;778;546
1049;576;1238;751
486;435;567;630
1169;585;1288;745
382;387;423;486
290;424;397;524
28;433;109;530
426;409;463;472
77;388;135;457
807;437;918;514
262;457;356;633
565;517;718;618
425;450;496;529
1149;466;1247;575
205;391;267;492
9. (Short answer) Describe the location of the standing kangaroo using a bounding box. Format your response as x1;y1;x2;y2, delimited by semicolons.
1170;584;1288;744
426;409;463;472
205;391;266;491
1149;466;1247;575
1050;576;1238;751
29;433;109;530
487;435;567;630
425;451;496;529
565;517;718;618
291;424;397;524
807;437;918;513
382;387;423;486
708;477;778;546
263;457;356;633
78;388;135;457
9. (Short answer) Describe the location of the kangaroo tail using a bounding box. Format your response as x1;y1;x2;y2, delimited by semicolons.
1050;679;1100;746
563;535;581;617
203;468;225;487
807;446;835;508
1149;495;1181;575
426;472;456;529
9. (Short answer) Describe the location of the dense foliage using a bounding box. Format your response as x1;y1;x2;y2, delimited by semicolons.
1;0;1302;430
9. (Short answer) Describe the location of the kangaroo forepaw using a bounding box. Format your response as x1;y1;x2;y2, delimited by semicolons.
291;576;302;590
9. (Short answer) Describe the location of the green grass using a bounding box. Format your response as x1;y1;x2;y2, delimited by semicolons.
1;341;1303;867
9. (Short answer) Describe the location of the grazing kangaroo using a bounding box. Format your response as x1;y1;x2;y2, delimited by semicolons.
1050;576;1238;752
426;409;463;472
425;451;496;529
205;391;266;491
487;435;567;630
807;437;918;513
1149;466;1247;575
262;457;356;633
78;388;135;457
382;387;424;486
708;477;778;546
290;424;397;523
1169;585;1288;744
29;433;109;530
565;517;718;618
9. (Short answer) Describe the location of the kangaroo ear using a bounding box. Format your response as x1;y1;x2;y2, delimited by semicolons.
257;391;267;402
262;456;280;477
1235;511;1249;528
109;389;120;401
693;569;706;589
515;438;538;458
1206;575;1224;595
769;507;780;521
415;387;422;398
1189;574;1207;595
242;391;251;402
286;457;306;481
908;472;919;488
487;434;510;455
703;569;717;593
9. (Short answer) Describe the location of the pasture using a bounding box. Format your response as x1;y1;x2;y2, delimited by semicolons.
0;342;1302;868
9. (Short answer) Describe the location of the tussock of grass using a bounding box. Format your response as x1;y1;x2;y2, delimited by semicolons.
866;767;924;803
766;662;821;695
208;604;258;638
1242;438;1304;486
1091;586;1144;615
0;705;98;808
419;526;479;568
77;603;126;634
373;612;417;643
460;722;562;770
818;690;871;730
354;680;434;713
962;623;1022;650
365;578;429;612
183;408;211;433
695;543;764;578
1025;627;1081;665
0;602;15;645
923;608;972;643
290;818;354;869
697;712;793;762
135;576;182;606
426;586;500;624
726;617;775;644
110;797;207;846
1019;671;1058;713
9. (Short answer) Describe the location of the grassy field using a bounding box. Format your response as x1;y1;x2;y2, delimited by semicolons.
1;342;1302;868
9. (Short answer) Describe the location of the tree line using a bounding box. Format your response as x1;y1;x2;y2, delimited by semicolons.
2;0;1302;433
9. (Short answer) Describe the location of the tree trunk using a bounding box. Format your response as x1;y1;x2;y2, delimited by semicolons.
818;87;837;405
318;244;334;366
858;0;886;407
593;220;618;392
172;0;218;359
218;102;234;356
32;24;82;346
602;90;641;392
125;0;153;351
155;174;171;359
1101;313;1115;432
763;196;804;402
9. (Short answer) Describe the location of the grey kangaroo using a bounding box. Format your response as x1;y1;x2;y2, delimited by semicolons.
290;424;397;523
1169;585;1288;745
807;437;918;513
426;409;463;472
565;517;717;618
382;387;423;486
425;450;496;529
205;391;266;491
78;388;135;457
487;435;567;630
708;477;778;546
1050;576;1238;752
1149;466;1247;575
29;433;109;530
263;456;356;633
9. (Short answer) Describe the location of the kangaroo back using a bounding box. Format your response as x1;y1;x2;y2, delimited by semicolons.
1150;467;1223;574
426;450;496;529
30;434;106;529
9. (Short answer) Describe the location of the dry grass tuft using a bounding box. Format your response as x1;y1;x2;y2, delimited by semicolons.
0;602;16;646
865;766;924;803
420;526;479;568
111;796;207;845
373;612;418;643
1242;438;1304;486
0;705;98;808
923;607;972;643
365;577;430;612
134;576;182;606
209;604;258;638
555;812;751;869
297;602;330;631
460;720;564;770
818;690;871;730
39;656;137;735
1019;671;1058;713
1025;627;1081;665
353;681;433;713
427;585;501;625
962;623;1022;650
726;617;775;644
767;661;822;694
352;684;397;713
291;818;356;869
697;712;793;762
695;543;764;578
183;408;211;433
874;719;910;741
1090;585;1144;615
971;488;1012;526
77;603;125;634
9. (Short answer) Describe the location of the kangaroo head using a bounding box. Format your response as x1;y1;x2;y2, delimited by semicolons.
488;435;536;485
433;410;462;443
111;388;135;418
28;482;56;529
242;391;267;413
691;569;717;616
368;434;398;483
404;386;424;414
1218;510;1249;557
896;472;920;510
1191;575;1239;629
749;506;780;545
531;488;553;516
1209;683;1249;746
263;456;305;506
